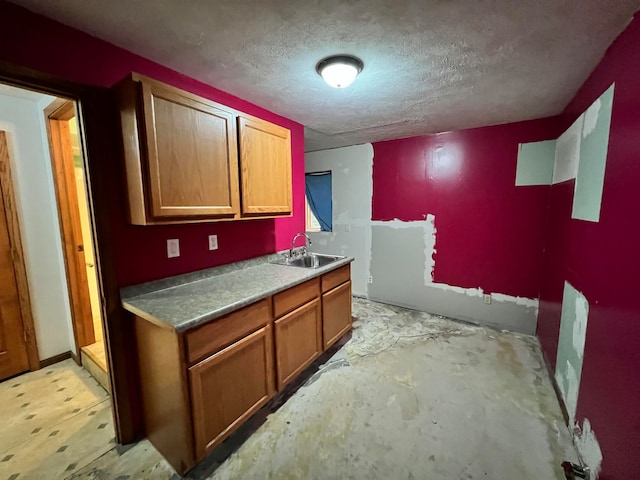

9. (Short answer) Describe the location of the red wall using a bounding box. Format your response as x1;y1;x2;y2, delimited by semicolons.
537;14;640;480
372;118;559;299
0;1;305;286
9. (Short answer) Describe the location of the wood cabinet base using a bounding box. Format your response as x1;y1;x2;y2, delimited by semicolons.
133;264;351;475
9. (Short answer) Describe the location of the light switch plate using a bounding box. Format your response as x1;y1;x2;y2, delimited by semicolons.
208;234;218;251
167;239;180;258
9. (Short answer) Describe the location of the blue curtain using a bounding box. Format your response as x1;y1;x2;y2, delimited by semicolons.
305;172;332;232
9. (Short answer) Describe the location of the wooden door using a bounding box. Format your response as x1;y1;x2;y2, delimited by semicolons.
45;100;95;354
237;114;292;216
0;132;38;380
322;281;352;350
189;325;275;460
141;79;240;219
274;298;322;390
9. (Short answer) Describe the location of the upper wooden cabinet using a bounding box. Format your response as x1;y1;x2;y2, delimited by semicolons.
116;73;292;225
238;114;292;216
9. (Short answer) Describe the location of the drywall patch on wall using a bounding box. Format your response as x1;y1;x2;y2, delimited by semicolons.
553;115;583;184
371;216;437;287
423;214;436;284
574;419;603;478
305;143;373;296
515;140;556;186
555;281;589;424
368;217;539;334
492;292;539;310
572;84;614;222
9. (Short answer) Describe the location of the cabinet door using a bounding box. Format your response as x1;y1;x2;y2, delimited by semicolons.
274;298;321;390
189;325;275;460
237;115;292;216
141;80;240;219
322;281;352;350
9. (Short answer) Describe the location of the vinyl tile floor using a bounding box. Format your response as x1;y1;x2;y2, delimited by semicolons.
0;359;114;480
0;298;578;479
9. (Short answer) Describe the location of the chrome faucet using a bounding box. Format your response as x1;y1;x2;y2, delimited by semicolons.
290;232;312;258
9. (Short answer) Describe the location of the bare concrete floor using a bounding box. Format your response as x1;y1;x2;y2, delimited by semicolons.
4;298;578;479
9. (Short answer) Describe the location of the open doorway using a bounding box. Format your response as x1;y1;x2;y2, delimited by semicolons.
0;81;116;476
44;99;108;390
0;83;108;387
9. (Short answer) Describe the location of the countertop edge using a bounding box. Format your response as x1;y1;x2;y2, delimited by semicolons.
122;256;354;333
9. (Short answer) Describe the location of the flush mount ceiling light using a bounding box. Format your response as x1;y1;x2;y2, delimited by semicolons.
316;55;364;88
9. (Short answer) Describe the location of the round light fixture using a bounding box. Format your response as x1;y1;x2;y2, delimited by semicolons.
316;55;364;88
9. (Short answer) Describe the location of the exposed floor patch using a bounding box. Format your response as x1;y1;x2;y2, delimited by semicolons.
209;298;576;479
3;299;577;479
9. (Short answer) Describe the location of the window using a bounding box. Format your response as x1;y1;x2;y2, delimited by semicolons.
305;196;321;232
305;171;332;232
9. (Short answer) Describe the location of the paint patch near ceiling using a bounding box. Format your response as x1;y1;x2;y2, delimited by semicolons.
555;281;589;425
553;115;583;184
582;99;602;138
572;84;614;223
515;140;556;186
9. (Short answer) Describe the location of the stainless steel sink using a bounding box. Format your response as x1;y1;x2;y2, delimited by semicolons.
272;253;345;269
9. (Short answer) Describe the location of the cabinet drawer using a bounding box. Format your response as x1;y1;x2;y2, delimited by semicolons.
321;265;350;293
185;299;271;365
273;278;319;318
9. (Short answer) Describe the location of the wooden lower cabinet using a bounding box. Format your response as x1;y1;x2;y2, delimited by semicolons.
274;298;322;390
189;324;275;460
322;281;352;349
133;264;352;475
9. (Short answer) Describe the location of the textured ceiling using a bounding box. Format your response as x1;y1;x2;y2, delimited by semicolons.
8;0;639;151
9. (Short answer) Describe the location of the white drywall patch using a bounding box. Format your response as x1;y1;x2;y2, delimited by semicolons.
573;295;589;359
305;143;373;297
368;217;539;334
553;114;583;184
515;140;556;186
555;281;589;425
574;419;603;478
423;214;436;283
572;83;614;223
428;283;483;297
492;293;539;310
582;98;601;138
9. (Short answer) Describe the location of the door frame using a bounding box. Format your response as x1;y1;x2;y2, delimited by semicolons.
0;131;40;372
44;99;96;359
0;60;142;444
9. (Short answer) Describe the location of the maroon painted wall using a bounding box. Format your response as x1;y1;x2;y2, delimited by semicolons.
0;1;305;286
537;14;640;480
372;118;558;300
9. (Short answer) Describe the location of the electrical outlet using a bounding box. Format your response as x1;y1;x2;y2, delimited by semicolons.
368;276;373;284
483;294;492;305
345;224;351;232
208;234;218;251
167;239;180;258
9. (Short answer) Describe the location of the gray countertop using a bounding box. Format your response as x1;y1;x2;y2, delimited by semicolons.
121;254;353;332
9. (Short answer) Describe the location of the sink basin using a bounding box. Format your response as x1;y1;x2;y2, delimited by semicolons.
272;253;345;269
